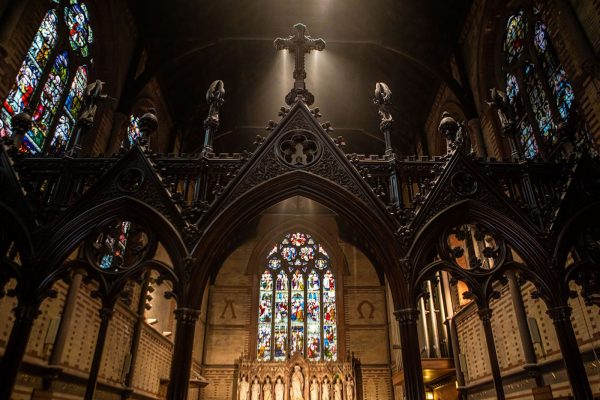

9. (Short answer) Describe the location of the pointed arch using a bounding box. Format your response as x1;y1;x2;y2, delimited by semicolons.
188;170;406;310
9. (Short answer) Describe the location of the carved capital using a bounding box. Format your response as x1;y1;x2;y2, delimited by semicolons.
13;305;41;323
174;307;200;325
477;307;493;323
394;308;419;325
546;305;572;323
99;307;114;322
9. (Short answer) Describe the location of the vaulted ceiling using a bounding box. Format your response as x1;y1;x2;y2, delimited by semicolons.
130;0;473;154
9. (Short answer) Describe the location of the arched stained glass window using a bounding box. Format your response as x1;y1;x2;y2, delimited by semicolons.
0;1;93;154
257;232;337;362
502;6;575;159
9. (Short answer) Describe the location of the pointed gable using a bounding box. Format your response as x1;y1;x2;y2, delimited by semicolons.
206;101;389;220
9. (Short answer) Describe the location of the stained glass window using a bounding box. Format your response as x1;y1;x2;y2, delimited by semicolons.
98;220;131;270
0;1;93;153
1;10;58;138
503;9;526;64
128;115;141;146
257;232;337;362
502;7;577;158
65;0;94;57
49;65;88;154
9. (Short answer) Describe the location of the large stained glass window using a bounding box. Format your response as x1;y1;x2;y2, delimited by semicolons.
0;1;93;154
502;7;576;159
257;232;337;362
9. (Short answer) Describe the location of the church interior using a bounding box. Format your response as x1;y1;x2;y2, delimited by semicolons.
0;0;600;399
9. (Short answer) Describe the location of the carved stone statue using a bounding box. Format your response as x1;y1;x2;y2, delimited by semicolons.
206;80;225;123
334;378;343;400
322;377;331;400
239;375;250;400
78;80;107;127
345;377;354;400
251;377;261;400
263;377;273;400
291;365;304;400
487;87;516;134
373;82;393;124
310;377;320;400
275;377;285;400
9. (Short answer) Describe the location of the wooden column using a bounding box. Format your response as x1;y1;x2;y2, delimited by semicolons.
84;307;114;400
0;304;40;400
546;305;593;399
167;308;200;400
395;308;425;400
477;307;505;400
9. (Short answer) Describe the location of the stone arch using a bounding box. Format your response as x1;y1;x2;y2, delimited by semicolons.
188;170;406;310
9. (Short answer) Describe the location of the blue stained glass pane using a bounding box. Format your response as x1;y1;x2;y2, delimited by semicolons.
505;73;519;104
290;325;304;356
25;51;69;153
65;0;94;57
273;271;288;361
128;115;141;145
519;122;538;159
533;21;548;54
524;64;555;137
551;68;574;121
281;246;297;262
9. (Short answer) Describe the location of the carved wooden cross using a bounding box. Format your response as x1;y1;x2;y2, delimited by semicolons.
274;23;325;105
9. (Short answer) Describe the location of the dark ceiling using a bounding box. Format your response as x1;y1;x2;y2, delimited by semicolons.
131;0;472;154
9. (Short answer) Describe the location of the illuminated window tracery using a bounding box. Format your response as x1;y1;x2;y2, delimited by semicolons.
257;232;337;362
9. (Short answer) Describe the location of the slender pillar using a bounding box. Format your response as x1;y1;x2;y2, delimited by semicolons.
505;272;540;378
435;274;450;357
477;307;505;400
427;281;441;358
419;297;430;357
0;304;40;400
50;272;83;365
122;273;151;398
395;308;425;400
84;307;114;400
167;308;200;400
546;305;593;399
448;317;466;400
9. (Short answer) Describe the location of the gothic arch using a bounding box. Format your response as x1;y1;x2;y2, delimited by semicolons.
407;199;555;303
38;196;188;298
0;200;34;260
188;170;406;310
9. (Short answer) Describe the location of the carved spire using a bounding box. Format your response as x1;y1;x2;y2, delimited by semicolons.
203;80;225;156
274;23;325;106
373;82;394;156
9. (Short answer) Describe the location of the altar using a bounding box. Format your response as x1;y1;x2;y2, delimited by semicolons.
237;354;357;400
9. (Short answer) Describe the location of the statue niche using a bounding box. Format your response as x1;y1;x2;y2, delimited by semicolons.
238;354;357;400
